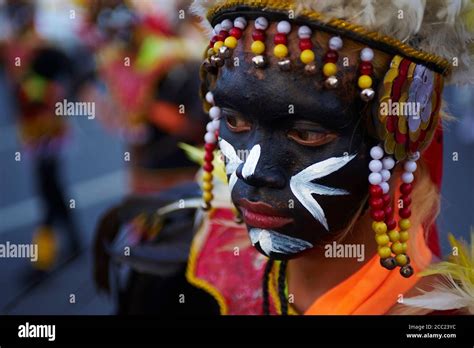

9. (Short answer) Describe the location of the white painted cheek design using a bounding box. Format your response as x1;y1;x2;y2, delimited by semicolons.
241;144;261;179
218;137;243;192
289;154;357;231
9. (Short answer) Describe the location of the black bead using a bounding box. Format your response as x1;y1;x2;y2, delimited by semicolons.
400;264;414;278
380;257;397;270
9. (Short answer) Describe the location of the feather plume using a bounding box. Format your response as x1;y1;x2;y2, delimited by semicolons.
191;0;474;84
403;231;474;314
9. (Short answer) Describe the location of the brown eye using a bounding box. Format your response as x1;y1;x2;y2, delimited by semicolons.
225;114;252;133
287;129;337;147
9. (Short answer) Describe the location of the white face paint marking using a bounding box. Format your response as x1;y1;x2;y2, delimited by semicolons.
289;154;357;231
218;138;243;192
241;144;260;179
249;228;313;256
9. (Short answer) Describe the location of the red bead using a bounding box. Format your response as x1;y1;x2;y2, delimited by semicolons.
203;163;214;172
371;209;385;221
204;153;214;162
324;49;338;63
299;38;312;51
369;185;383;197
386;220;397;230
399;207;411;219
210;36;218;48
400;183;413;195
401;195;412;208
252;29;265;41
382;193;391;207
205;143;216;151
274;33;287;45
359;61;373;76
369;197;383;210
384;205;393;219
219;30;229;39
229;27;242;39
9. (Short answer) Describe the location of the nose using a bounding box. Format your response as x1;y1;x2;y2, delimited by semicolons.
236;163;286;189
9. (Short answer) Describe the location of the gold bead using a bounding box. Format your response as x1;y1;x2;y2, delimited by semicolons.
202;172;212;182
274;44;288;58
399;218;411;230
395;254;408;266
391;241;404;255
251;40;265;55
202;191;214;202
213;41;224;54
399;231;409;242
378;246;392;259
402;242;408;253
358;75;372;89
375;234;390;246
300;49;315;64
224;36;238;49
372;221;387;234
202;182;213;192
323;62;337;77
388;230;400;242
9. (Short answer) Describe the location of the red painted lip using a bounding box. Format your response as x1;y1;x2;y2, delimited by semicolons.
238;199;294;229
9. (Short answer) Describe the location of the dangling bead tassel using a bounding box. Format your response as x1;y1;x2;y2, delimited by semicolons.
298;25;316;74
323;36;343;88
220;16;246;61
202;92;220;211
274;20;291;71
358;47;375;101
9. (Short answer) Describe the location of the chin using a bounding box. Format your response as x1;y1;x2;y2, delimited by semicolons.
247;227;313;259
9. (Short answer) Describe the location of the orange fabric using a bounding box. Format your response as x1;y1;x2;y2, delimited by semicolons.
149;101;187;134
305;179;433;315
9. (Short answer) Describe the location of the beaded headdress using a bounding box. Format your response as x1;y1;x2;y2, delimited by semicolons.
192;0;474;277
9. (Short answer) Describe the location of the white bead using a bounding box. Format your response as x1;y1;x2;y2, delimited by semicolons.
402;172;414;184
404;160;417;173
255;17;268;30
368;172;382;185
277;20;291;34
360;47;374;62
204;131;216;144
370;146;384;160
382;157;395;170
206;122;217;132
329;36;343;50
297;25;311;39
369;159;382;173
214;24;222;34
380;182;390;194
381;169;391;182
234;17;247;29
205;92;214;105
221;19;233;31
209;106;221;119
211;119;220;130
408;151;420;161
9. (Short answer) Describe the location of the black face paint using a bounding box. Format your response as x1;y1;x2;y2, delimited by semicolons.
213;48;376;260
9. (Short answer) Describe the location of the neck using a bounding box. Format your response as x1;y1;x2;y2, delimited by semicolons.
287;210;377;314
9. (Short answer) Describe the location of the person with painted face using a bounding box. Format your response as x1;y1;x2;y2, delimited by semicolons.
94;0;474;315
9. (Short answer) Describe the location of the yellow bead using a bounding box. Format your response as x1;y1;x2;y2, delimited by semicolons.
224;36;238;49
388;230;400;242
273;44;288;58
202;182;213;192
202;172;212;182
202;192;214;202
251;40;265;55
399;231;409;242
375;234;390;246
378;246;392;259
402;242;408;253
300;49;315;64
399;219;411;230
395;254;408;266
213;41;224;53
391;241;404;255
323;62;337;77
372;221;387;234
358;75;372;89
207;48;214;57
